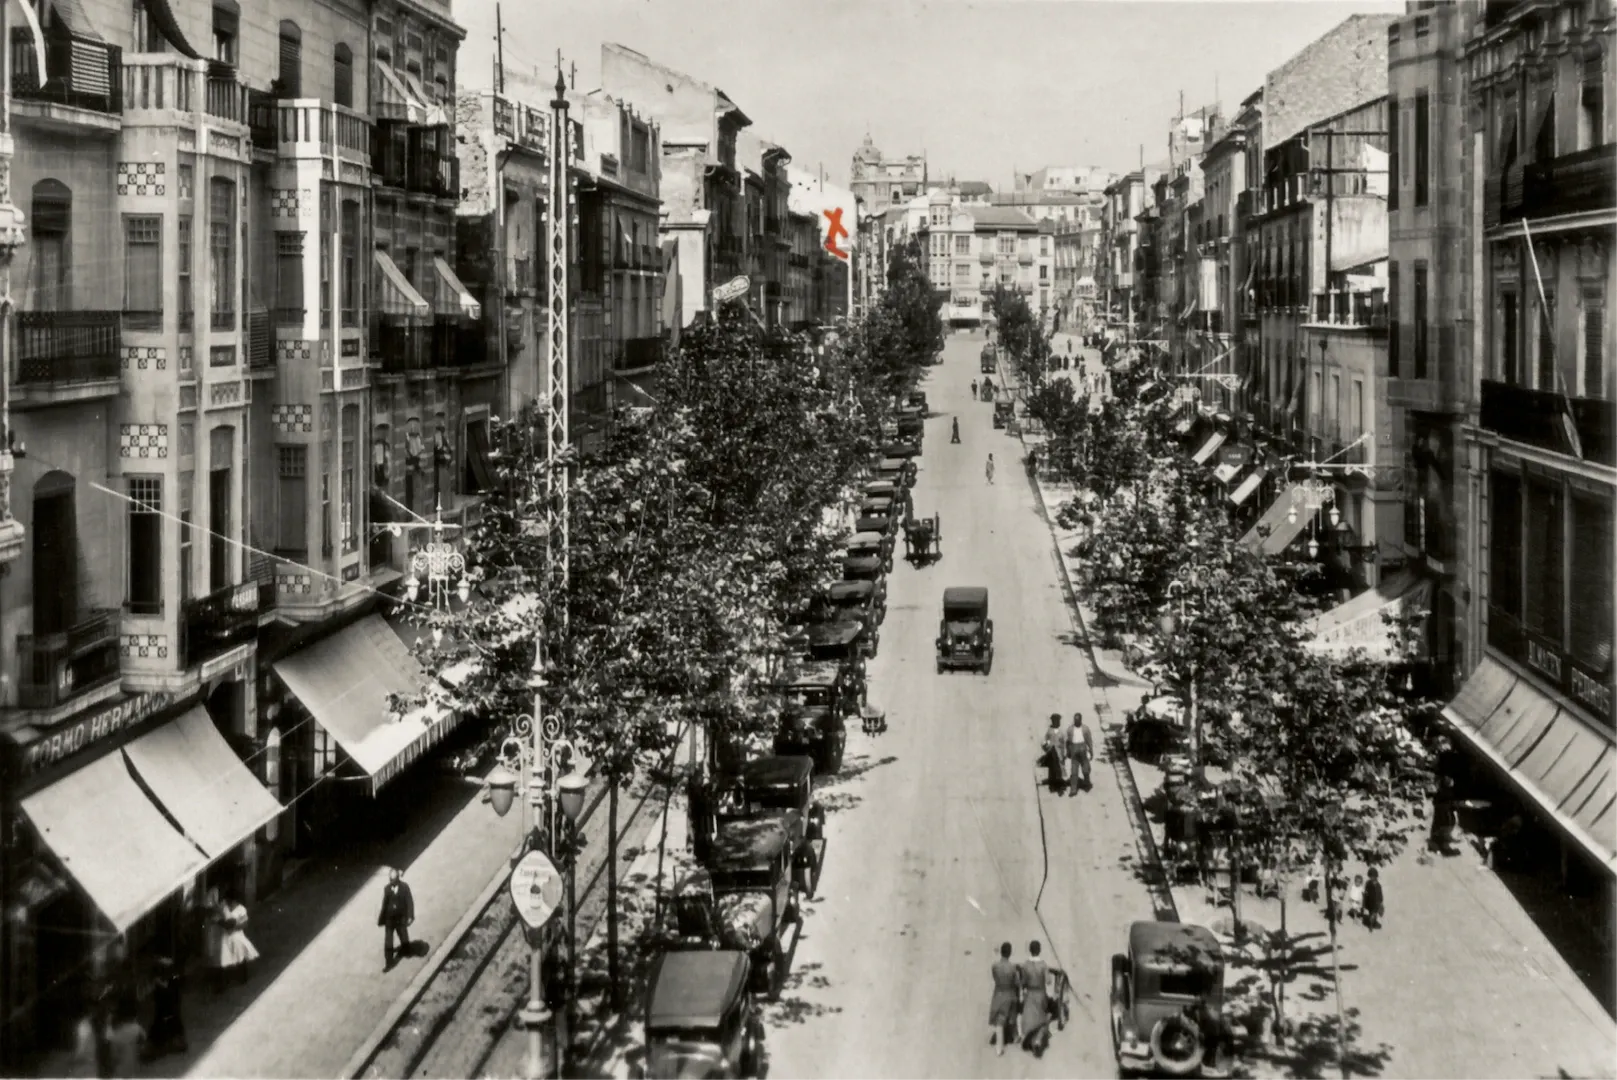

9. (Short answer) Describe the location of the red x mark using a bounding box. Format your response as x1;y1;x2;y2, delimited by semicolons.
823;208;850;260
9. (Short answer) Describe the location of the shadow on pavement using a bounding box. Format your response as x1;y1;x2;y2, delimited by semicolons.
817;753;897;787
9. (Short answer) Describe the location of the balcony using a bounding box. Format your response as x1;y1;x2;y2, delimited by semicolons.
13;311;121;406
16;609;121;710
247;87;277;151
374;314;474;373
978;249;994;264
10;27;122;122
121;55;246;132
1310;288;1388;330
277;99;371;167
618;336;662;373
1480;379;1616;465
1523;145;1617;221
179;581;263;670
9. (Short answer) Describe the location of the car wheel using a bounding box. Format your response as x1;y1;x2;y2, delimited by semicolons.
800;854;819;900
830;731;846;774
1149;1015;1203;1076
936;660;945;674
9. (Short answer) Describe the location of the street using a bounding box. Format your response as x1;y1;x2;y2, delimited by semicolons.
764;331;1148;1077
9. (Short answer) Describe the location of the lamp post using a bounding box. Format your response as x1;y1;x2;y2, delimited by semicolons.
487;713;588;1080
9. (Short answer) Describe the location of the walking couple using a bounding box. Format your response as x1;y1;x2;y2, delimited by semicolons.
1042;713;1094;795
987;940;1066;1058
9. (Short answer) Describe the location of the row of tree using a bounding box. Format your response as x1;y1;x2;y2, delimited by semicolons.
1047;346;1435;1064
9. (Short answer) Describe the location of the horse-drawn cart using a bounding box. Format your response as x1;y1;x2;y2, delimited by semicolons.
903;513;941;564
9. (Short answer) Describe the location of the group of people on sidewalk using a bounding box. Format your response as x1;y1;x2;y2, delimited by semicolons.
1041;713;1094;796
987;941;1066;1058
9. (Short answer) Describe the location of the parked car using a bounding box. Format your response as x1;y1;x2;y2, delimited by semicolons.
1110;920;1232;1078
881;438;921;460
674;819;799;1000
981;345;997;374
823;579;886;642
936;586;993;674
844;530;894;574
643;950;765;1079
776;664;854;772
993;400;1015;429
896;408;925;443
860;480;912;521
714;755;827;896
906;389;929;414
859;495;896;521
1126;695;1188;763
873;457;917;488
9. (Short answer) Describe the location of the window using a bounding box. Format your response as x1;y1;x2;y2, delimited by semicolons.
1040;237;1050;256
1581;53;1605;152
1489;470;1523;622
209;179;235;329
1570;494;1614;673
1536;290;1555;390
340;200;360;326
1524;478;1563;645
277;20;302;97
1351;379;1365;439
178;474;193;603
341;406;359;553
1583;291;1606;399
176;217;194;330
30;181;70;311
333;43;353;108
212;0;236;63
1039;265;1048;281
132;0;166;53
1387;262;1400;377
1328;372;1340;432
1414;92;1430;207
123;215;163;328
320;472;332;555
127;476;163;615
275;233;304;323
998;234;1014;255
1500;291;1520;383
1413;263;1429;378
955;235;970;254
276;446;307;553
209;429;233;592
1534;92;1557;163
320;230;332;329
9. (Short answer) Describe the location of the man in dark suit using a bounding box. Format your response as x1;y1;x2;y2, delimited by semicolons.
379;867;415;970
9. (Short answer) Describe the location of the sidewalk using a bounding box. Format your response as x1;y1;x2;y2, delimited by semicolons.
1023;438;1617;1077
39;771;525;1079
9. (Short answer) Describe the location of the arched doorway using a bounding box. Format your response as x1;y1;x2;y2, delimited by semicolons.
31;472;77;636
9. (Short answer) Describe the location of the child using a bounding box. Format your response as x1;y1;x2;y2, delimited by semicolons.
1347;874;1366;921
1361;868;1385;930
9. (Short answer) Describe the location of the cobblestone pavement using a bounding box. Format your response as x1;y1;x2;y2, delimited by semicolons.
1026;425;1617;1079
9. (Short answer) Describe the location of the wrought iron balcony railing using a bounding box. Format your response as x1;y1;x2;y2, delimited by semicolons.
15;311;121;386
10;27;122;116
16;608;121;710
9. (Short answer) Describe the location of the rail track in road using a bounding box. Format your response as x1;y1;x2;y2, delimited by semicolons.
348;760;675;1080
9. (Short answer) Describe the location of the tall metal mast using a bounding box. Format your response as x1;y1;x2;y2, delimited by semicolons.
546;69;571;579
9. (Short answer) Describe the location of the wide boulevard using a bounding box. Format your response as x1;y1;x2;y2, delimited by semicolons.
764;331;1153;1077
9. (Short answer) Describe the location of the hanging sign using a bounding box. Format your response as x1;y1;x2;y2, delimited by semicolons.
712;276;750;304
510;850;564;936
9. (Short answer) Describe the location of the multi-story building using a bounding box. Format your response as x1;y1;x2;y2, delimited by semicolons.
1199;101;1254;412
1445;0;1615;893
787;167;853;324
737;132;791;326
602;43;748;330
1099;170;1158;336
849;133;925;215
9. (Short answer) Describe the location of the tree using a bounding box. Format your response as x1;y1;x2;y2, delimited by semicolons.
881;239;945;377
985;284;1051;387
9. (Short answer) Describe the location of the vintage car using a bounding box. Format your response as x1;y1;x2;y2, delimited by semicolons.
881;439;921;460
824;580;886;640
1126;695;1189;763
717;755;828;896
873;457;917;489
906;389;928;414
993;399;1015;429
860;480;913;520
859;495;896;521
981;345;997;374
777;664;855;772
643;950;765;1079
842;548;888;585
1110;921;1232;1078
896;408;925;443
675;820;799;1000
935;586;993;674
844;530;894;573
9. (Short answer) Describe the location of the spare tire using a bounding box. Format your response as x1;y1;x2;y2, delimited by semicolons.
1149;1015;1203;1076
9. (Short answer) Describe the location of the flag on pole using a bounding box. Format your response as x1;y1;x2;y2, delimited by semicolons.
789;167;854;262
1522;219;1584;460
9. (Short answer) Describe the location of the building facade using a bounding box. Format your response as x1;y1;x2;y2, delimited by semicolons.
849;134;924;215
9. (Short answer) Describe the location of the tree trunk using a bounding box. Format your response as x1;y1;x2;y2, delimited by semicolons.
1324;867;1349;1078
1274;889;1288;1045
607;778;621;1009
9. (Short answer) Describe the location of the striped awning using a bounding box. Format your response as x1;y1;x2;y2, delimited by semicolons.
374;249;429;317
433;255;481;319
374;63;426;123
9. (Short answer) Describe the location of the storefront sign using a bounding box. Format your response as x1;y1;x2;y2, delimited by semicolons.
1571;668;1613;721
1489;607;1615;730
18;692;174;776
510;850;563;934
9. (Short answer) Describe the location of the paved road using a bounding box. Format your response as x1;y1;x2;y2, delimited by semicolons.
764;331;1153;1077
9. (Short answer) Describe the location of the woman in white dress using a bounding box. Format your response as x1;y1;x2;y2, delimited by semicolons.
207;891;259;987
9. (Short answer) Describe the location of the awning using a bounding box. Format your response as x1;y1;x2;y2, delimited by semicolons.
1212;460;1242;485
273;615;460;795
375;249;429;317
433;255;481;319
1442;656;1616;872
1304;569;1433;663
374;63;426;123
1229;467;1266;506
1239;483;1314;555
20;751;207;932
1190;431;1227;466
401;69;449;126
123;707;282;860
48;0;105;38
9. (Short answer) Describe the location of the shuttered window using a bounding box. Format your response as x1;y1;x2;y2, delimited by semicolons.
276;447;308;554
276;233;304;323
334;44;353;109
1489;470;1523;620
1414;92;1430;207
278;21;302;98
1571;493;1614;674
1388;98;1399;212
1583;294;1606;398
123;215;163;327
1524;477;1564;645
1387;262;1400;377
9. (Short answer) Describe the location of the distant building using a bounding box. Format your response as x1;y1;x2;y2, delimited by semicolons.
850;134;926;215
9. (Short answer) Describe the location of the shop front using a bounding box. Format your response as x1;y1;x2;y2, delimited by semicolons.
1;690;280;1060
1238;478;1334;557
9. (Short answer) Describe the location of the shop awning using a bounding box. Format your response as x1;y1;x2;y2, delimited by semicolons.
1442;657;1616;872
1190;431;1227;466
1228;467;1266;506
273;615;460;795
123;707;282;860
1239;483;1313;555
375;62;427;123
20;751;208;932
375;249;429;317
1304;568;1434;663
433;255;481;319
1212;460;1242;485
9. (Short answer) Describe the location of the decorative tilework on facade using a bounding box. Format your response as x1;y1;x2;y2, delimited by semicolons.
118;424;169;458
116;161;166;197
120;634;170;659
272;404;314;434
121;346;166;371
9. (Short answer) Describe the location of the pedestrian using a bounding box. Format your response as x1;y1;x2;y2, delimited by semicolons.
1360;867;1384;930
1042;715;1069;794
214;892;258;985
971;378;979;400
67;990;110;1079
1429;775;1459;855
1026;448;1038;478
142;955;187;1060
951;416;961;444
1018;941;1060;1057
1347;873;1366;920
379;866;417;970
988;942;1020;1056
1065;712;1094;795
103;993;144;1077
985;453;995;484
